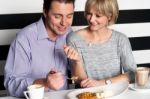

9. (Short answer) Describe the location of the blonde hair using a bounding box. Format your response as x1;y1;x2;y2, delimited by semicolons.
85;0;119;25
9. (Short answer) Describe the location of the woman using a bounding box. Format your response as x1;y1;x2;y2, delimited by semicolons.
64;0;136;88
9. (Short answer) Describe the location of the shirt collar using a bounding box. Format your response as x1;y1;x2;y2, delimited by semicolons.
37;17;49;40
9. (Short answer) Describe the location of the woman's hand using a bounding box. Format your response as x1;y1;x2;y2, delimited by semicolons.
64;45;81;62
80;78;104;88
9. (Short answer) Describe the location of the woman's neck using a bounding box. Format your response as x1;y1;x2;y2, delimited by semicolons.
85;27;112;44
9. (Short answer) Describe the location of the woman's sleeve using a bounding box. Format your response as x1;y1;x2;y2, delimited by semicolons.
119;35;137;82
66;32;77;68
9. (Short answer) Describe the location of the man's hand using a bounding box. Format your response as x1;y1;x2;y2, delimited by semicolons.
46;70;65;90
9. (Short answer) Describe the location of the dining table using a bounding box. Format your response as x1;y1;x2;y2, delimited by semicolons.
45;87;150;99
0;84;150;99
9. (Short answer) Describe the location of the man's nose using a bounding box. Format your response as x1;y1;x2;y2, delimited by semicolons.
60;17;67;26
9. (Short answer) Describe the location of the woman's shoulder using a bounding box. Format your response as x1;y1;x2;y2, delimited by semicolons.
112;29;128;39
112;30;130;46
67;28;87;40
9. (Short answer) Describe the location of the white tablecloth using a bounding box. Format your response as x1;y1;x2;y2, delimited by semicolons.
1;88;150;99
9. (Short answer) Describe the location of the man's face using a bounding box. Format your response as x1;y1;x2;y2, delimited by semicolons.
44;1;74;38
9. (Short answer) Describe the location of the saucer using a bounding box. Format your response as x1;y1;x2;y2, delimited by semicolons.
129;84;150;92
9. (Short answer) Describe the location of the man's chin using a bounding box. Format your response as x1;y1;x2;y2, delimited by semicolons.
57;30;68;35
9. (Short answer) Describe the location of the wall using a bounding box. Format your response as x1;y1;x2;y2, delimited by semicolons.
0;0;150;90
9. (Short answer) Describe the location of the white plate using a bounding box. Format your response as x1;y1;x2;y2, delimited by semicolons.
67;81;129;99
129;84;150;92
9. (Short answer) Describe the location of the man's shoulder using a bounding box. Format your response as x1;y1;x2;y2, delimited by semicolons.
16;22;38;39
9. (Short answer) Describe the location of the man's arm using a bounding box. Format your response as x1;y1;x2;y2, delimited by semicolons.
4;38;34;97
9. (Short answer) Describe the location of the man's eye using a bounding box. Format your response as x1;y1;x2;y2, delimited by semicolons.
67;15;73;19
55;15;61;18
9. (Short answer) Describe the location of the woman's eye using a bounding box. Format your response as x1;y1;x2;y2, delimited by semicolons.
96;15;101;18
86;13;92;17
86;13;91;15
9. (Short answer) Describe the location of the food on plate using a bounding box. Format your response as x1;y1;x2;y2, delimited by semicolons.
104;90;114;97
77;92;96;99
77;91;104;99
95;91;105;99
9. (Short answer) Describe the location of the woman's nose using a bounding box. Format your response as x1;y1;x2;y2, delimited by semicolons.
89;15;96;23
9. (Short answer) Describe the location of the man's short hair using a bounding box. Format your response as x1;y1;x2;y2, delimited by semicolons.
43;0;75;12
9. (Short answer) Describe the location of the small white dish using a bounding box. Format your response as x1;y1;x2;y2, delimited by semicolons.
67;81;129;99
129;84;150;92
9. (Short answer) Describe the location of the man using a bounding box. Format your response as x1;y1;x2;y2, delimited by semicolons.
4;0;75;97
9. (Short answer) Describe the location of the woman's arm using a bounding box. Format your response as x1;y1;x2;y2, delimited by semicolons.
119;34;137;83
80;73;129;88
71;61;87;81
64;45;87;80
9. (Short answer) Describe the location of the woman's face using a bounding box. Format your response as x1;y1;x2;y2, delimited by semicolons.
85;8;111;31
